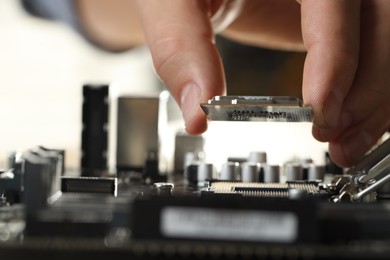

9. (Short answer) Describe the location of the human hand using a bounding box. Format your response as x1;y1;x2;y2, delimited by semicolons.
134;0;234;135
299;0;390;167
135;0;390;167
134;0;302;133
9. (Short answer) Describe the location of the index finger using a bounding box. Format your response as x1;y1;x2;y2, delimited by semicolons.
301;0;361;129
134;0;226;134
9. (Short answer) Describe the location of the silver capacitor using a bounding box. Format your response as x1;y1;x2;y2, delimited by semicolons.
241;162;260;182
219;162;239;181
286;162;303;182
308;164;325;181
264;164;280;183
248;151;267;164
198;163;214;187
300;158;314;180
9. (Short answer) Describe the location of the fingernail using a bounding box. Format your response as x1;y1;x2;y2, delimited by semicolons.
180;83;201;127
343;130;373;165
323;89;343;128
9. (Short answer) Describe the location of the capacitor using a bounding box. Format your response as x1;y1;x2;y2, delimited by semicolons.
185;163;199;187
197;163;214;187
248;151;267;164
307;164;325;181
219;162;239;181
286;162;303;182
263;164;280;183
241;162;260;182
300;158;313;180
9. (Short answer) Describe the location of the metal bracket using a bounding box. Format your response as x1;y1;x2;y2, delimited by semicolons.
334;137;390;202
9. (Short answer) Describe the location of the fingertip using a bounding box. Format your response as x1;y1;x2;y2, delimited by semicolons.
184;107;208;135
312;110;352;142
328;130;373;168
328;141;352;168
312;125;326;142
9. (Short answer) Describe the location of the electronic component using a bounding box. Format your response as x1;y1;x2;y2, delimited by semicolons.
116;96;160;172
240;162;260;182
81;84;109;177
201;96;312;122
61;176;117;195
173;133;204;174
263;164;280;183
197;163;215;187
209;181;320;198
116;94;168;183
3;90;390;259
219;162;240;181
333;137;390;202
285;162;304;181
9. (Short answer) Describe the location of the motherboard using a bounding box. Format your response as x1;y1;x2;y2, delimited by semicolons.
1;87;390;259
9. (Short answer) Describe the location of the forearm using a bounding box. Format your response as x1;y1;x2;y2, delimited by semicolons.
222;0;304;51
75;0;303;52
75;0;145;51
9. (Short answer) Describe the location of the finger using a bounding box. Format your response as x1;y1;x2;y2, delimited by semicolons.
312;110;352;142
328;101;390;167
134;0;226;135
300;0;361;129
323;1;390;166
339;1;390;129
313;1;390;142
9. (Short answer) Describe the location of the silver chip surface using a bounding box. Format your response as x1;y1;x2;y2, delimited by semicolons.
201;96;313;122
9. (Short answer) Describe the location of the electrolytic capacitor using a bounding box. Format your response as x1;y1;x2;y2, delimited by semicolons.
219;162;239;181
308;164;326;181
241;162;260;182
286;162;303;182
197;163;214;187
248;151;267;164
185;163;199;187
263;164;280;183
300;158;313;180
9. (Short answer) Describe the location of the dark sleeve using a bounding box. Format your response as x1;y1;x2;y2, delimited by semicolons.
21;0;82;34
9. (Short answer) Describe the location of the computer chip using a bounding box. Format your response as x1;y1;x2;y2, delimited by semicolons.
201;96;312;122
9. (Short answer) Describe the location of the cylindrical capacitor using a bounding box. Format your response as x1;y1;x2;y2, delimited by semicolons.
286;162;303;182
219;162;239;181
308;164;326;181
198;163;214;186
248;151;267;163
300;158;313;180
241;162;260;182
185;163;199;187
264;164;280;183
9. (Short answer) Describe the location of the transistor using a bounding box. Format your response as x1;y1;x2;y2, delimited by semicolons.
201;96;312;122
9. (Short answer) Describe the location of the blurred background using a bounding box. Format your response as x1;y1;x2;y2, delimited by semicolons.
0;0;326;173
